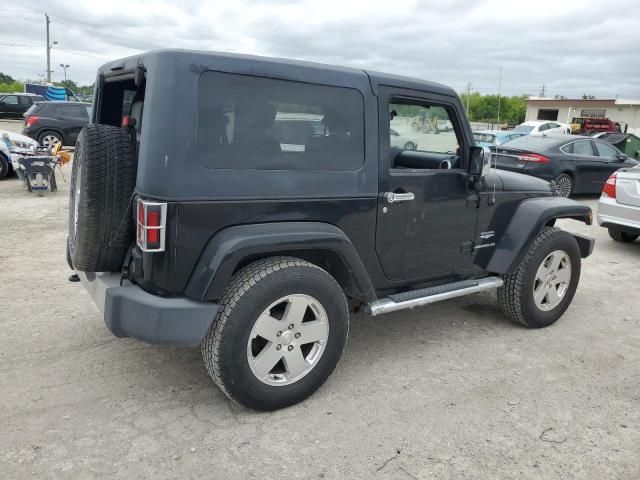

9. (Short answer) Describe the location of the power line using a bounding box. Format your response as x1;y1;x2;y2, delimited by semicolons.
0;42;40;47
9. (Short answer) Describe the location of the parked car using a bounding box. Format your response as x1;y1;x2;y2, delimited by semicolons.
597;165;640;243
0;93;45;119
390;128;417;150
491;134;638;197
473;130;525;147
69;49;594;411
0;129;38;179
513;121;571;136
22;101;92;148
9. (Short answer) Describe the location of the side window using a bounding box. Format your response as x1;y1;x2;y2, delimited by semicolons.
197;71;364;170
388;100;461;170
538;123;549;132
594;141;619;159
19;96;32;106
2;95;18;105
572;140;593;156
61;105;80;117
549;122;559;129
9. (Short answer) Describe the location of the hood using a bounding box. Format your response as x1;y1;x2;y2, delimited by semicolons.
494;168;554;194
1;129;38;148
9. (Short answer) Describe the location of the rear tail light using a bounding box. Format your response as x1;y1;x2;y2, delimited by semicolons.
602;172;617;199
136;199;167;252
25;116;39;127
517;153;550;163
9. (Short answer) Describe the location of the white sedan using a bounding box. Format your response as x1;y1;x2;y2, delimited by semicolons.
513;120;571;136
597;164;640;243
390;128;418;150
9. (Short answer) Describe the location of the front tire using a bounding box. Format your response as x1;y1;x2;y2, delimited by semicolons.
608;227;639;243
0;154;9;179
497;227;581;328
201;257;349;411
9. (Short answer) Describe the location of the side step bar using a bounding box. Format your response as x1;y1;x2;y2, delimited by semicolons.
364;277;504;316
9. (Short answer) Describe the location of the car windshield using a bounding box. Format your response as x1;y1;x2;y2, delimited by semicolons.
499;135;558;150
474;133;495;143
513;125;535;133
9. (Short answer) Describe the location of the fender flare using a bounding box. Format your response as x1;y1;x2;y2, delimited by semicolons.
483;197;593;274
184;222;377;303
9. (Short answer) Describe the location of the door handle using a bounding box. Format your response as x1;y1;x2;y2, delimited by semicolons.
383;192;415;204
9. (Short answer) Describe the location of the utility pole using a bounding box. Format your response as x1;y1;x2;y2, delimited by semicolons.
465;81;472;114
497;67;502;128
45;14;57;83
540;84;546;98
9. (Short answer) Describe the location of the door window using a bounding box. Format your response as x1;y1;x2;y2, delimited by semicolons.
18;96;32;106
388;101;460;170
594;141;619;159
569;140;593;156
1;95;18;105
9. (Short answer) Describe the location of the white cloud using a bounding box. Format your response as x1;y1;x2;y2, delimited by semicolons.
0;0;638;97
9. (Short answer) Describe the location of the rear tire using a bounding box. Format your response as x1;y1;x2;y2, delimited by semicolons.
38;130;63;149
608;227;639;243
555;173;573;197
68;124;136;272
497;227;581;328
201;257;349;411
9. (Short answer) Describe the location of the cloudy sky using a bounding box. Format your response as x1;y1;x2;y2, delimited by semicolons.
1;0;639;98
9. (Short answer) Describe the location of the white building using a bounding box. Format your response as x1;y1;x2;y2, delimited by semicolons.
525;98;640;135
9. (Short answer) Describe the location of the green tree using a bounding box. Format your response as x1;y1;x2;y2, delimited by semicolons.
0;80;24;93
459;92;527;125
0;72;15;84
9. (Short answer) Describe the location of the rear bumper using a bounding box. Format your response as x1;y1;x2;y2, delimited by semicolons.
78;272;219;346
597;195;640;233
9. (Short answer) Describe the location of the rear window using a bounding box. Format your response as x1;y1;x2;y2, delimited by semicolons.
501;135;559;150
197;71;364;170
513;125;534;133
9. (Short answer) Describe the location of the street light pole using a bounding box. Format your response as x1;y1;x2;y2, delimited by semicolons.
60;64;70;82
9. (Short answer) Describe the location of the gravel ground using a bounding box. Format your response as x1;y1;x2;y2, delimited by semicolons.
1;165;639;480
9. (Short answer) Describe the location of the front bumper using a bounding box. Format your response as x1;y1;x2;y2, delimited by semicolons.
597;195;640;233
78;272;219;346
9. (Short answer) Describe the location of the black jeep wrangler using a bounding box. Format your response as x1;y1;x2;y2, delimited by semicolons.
68;49;594;410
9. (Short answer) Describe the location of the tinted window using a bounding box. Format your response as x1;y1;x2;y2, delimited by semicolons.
548;122;559;128
197;71;364;170
573;140;593;156
2;95;18;105
61;105;83;117
18;96;32;106
538;123;549;132
594;141;619;159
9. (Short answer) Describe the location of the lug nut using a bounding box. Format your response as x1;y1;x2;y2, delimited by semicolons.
276;331;282;337
287;345;294;351
295;333;301;338
276;344;282;350
288;324;294;330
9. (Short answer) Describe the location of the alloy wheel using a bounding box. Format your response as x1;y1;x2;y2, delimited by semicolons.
532;249;572;311
247;294;329;386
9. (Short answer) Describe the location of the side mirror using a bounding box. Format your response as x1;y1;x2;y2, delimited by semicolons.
618;153;628;161
469;145;492;177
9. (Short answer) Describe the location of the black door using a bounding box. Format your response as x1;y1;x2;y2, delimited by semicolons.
561;138;603;192
592;139;631;191
60;105;89;144
0;95;21;118
375;87;478;281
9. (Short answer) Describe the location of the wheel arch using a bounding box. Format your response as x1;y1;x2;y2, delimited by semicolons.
184;222;377;304
480;197;594;274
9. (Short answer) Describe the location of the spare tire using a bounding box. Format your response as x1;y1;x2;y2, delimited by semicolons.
68;124;137;272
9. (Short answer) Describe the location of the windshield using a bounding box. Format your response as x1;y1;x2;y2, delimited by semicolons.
513;125;535;133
